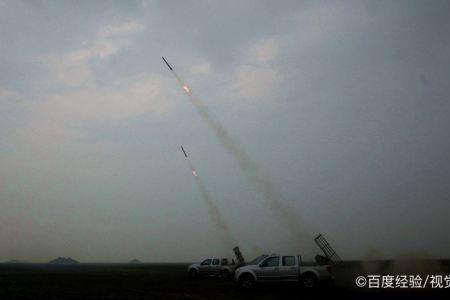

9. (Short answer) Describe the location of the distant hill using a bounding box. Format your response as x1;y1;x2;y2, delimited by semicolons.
128;258;142;264
5;259;22;263
48;257;79;264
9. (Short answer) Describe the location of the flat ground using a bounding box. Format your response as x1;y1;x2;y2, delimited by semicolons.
0;260;448;299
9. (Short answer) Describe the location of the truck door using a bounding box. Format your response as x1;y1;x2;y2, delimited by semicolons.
255;255;281;281
210;258;221;275
198;259;211;274
280;256;298;281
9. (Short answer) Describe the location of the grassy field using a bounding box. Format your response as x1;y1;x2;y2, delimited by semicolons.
0;261;448;299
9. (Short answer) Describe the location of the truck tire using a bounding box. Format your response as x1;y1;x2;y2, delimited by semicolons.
188;269;198;278
239;274;255;289
301;273;318;288
220;270;231;279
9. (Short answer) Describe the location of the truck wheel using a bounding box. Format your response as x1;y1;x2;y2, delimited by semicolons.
220;270;231;279
188;269;198;278
301;273;318;288
239;274;254;289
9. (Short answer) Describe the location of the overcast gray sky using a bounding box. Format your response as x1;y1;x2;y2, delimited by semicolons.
1;0;449;262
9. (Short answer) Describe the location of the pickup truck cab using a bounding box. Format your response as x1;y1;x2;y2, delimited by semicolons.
188;258;235;279
234;254;333;288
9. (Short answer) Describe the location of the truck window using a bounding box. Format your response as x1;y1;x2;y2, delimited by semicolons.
201;259;211;265
212;259;219;265
221;258;228;265
282;256;296;266
261;256;279;267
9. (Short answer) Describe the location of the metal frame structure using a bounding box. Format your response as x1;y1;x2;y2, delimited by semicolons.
314;234;342;263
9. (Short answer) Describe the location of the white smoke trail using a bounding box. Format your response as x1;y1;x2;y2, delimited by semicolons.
172;70;311;245
186;159;235;250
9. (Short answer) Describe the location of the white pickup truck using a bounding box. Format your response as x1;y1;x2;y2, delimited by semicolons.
234;254;333;288
188;258;236;279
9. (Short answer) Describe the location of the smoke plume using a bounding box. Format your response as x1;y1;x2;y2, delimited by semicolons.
187;159;235;250
174;71;311;245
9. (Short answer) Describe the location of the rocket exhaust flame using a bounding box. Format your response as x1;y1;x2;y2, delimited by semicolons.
181;146;234;249
166;58;311;245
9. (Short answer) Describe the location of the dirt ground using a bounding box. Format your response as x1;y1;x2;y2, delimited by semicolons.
0;260;448;299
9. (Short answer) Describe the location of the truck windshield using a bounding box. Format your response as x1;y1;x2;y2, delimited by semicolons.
248;255;268;265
